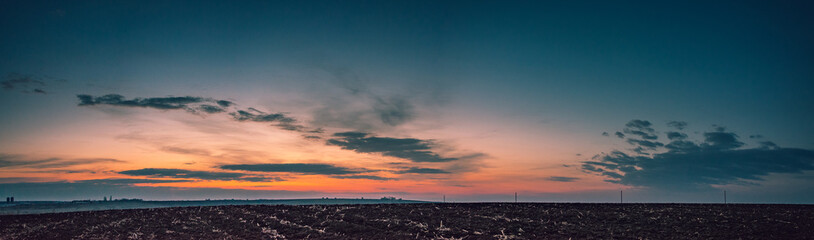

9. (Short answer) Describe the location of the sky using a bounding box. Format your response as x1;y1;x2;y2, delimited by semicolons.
1;0;813;203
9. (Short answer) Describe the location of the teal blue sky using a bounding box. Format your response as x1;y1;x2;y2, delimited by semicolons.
1;0;813;203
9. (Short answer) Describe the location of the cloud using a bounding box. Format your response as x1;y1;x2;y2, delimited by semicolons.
76;178;191;185
666;131;688;140
0;154;125;169
545;176;580;182
229;108;309;132
198;104;225;113
602;132;609;137
664;140;701;153
216;100;234;107
583;121;814;190
583;148;814;190
614;131;625;139
118;168;282;182
701;130;744;150
32;158;125;169
77;94;207;110
219;163;367;175
626;139;664;150
308;64;421;131
667;121;688;130
396;167;451;174
623;119;658;140
229;108;296;123
331;175;395;181
327;132;457;162
1;74;46;94
77;94;315;132
161;146;211;156
373;96;414;126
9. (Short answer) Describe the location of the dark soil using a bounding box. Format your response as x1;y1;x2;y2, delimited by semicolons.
1;203;812;239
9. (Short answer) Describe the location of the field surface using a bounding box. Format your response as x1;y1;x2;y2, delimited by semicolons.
0;199;424;215
1;203;812;239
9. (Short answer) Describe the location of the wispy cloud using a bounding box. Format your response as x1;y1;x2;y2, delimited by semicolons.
0;154;125;169
327;132;457;162
395;167;451;174
76;178;191;185
545;176;580;182
1;74;47;94
308;64;418;131
219;163;368;175
77;94;317;133
118;168;283;182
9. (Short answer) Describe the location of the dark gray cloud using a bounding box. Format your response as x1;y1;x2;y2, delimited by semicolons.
666;131;688;140
614;131;625;139
228;108;309;132
118;168;282;182
623;119;658;140
77;94;206;110
229;108;317;133
667;121;688;130
396;167;450;174
77;94;314;132
216;100;234;107
331;175;394;181
749;134;764;139
545;176;579;182
601;132;609;137
664;140;701;153
583;148;814;190
626;119;653;129
1;74;46;94
198;104;225;113
229;108;295;123
583;122;814;190
701;130;744;150
626;139;664;151
219;163;366;175
327;132;457;163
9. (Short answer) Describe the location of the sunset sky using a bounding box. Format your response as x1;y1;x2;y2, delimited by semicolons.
1;0;813;203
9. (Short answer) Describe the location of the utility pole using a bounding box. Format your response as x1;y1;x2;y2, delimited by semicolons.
724;190;727;204
620;190;623;204
515;192;517;203
443;195;445;203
